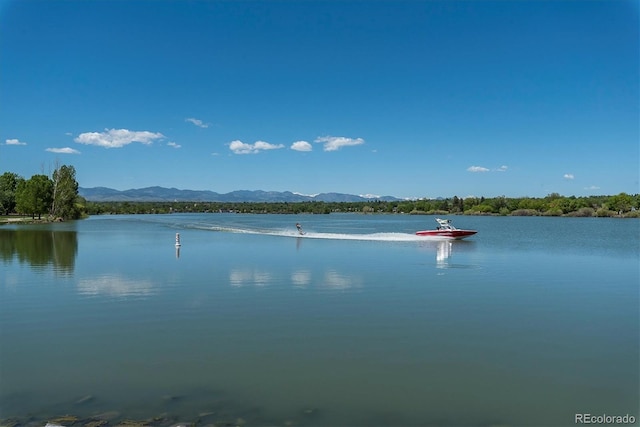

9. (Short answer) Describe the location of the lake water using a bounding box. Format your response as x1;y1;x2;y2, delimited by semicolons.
1;214;638;426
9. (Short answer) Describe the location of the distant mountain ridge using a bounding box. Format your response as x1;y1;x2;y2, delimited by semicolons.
79;186;403;203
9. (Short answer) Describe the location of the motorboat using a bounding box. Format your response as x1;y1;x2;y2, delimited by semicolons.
416;218;477;240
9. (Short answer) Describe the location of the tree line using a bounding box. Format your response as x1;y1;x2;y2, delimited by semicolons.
2;166;638;219
0;165;84;220
83;192;639;218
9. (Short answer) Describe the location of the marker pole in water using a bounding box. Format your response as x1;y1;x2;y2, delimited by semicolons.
175;233;181;259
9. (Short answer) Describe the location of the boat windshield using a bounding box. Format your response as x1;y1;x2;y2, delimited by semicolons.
436;218;456;230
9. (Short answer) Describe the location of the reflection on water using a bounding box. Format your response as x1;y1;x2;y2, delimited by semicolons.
322;269;361;290
417;239;477;269
436;240;452;267
291;269;311;288
0;229;77;275
228;267;362;290
229;268;274;287
77;274;155;298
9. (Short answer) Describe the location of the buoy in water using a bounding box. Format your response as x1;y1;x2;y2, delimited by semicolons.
175;233;181;247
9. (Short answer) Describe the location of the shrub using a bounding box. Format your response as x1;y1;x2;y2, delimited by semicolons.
543;208;563;216
595;208;615;217
571;207;594;217
511;209;539;216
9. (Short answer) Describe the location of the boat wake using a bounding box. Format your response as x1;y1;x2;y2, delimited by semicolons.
189;224;444;242
295;231;434;242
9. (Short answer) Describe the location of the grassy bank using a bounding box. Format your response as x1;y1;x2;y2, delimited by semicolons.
0;215;60;225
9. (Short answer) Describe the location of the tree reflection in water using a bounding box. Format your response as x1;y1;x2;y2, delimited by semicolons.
0;229;77;275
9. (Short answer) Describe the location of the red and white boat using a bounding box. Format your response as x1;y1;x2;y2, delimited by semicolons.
416;218;477;240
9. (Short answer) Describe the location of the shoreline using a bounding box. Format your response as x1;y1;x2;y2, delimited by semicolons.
0;216;64;225
2;211;638;225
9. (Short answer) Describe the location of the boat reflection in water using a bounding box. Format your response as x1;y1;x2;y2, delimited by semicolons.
436;240;453;268
418;238;476;269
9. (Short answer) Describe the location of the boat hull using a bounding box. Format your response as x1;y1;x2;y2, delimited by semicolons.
415;229;477;240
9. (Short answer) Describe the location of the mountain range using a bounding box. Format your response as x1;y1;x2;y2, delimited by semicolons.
79;186;403;203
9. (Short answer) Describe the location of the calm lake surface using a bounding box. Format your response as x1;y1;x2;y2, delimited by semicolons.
1;214;638;426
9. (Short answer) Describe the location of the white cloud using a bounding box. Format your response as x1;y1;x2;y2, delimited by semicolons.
291;140;312;152
584;185;600;191
315;136;365;152
360;193;381;199
467;165;508;173
5;138;27;146
46;147;80;154
167;141;181;149
229;140;285;154
75;128;164;148
564;173;575;180
467;166;490;173
185;117;209;128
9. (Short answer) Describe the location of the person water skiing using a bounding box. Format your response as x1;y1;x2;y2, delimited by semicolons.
296;223;305;235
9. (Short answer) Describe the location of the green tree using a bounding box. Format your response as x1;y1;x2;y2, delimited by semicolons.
15;174;53;219
451;196;463;213
0;172;23;215
607;193;634;214
51;164;81;219
490;195;508;213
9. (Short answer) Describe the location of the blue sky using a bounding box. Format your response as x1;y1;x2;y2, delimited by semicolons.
0;0;638;199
